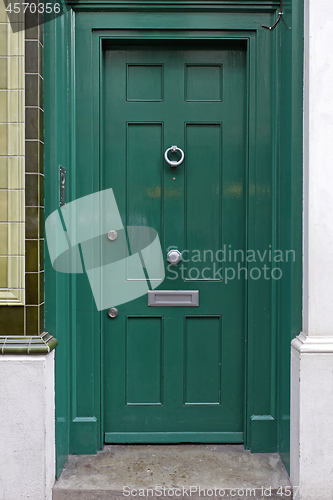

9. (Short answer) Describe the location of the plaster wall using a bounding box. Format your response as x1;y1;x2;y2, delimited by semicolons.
290;0;333;497
0;352;55;500
290;343;333;499
303;0;333;335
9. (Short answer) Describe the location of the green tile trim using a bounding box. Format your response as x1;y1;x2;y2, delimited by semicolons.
0;332;58;354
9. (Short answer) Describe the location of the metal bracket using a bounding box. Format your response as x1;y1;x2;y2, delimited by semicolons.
262;0;283;30
59;166;66;207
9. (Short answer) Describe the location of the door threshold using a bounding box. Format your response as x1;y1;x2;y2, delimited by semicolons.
105;431;243;443
53;444;292;499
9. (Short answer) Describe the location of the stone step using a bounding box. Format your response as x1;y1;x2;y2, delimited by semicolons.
53;444;293;500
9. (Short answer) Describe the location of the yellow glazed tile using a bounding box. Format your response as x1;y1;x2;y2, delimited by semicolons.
20;253;24;278
0;123;7;155
8;89;19;122
0;90;7;122
7;156;18;188
8;223;20;255
0;256;8;288
8;28;20;56
8;189;20;223
0;58;7;89
9;123;25;156
19;256;25;287
8;255;21;288
18;190;24;222
18;86;24;109
0;1;9;23
8;156;23;189
0;157;7;188
17;222;25;254
0;223;8;255
18;156;24;188
18;290;25;305
14;123;25;156
18;123;25;155
15;289;24;305
8;123;19;155
8;189;20;222
0;190;8;222
0;156;7;168
18;56;24;89
8;28;18;56
8;156;19;168
0;291;9;303
18;25;24;53
7;56;18;89
0;24;7;56
17;89;24;122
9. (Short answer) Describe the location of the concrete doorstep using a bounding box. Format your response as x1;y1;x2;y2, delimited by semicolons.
53;444;293;500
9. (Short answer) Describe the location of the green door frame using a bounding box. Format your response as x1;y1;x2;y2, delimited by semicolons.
44;0;303;477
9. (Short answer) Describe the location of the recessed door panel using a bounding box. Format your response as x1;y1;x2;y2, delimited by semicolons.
126;316;163;405
185;123;222;280
127;64;164;102
184;316;222;405
185;64;223;102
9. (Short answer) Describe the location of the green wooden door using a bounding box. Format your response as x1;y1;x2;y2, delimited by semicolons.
103;41;247;442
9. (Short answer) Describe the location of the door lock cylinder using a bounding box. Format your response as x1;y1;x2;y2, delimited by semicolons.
167;249;182;266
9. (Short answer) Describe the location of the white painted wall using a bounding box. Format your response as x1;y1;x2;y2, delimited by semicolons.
291;0;333;497
291;336;333;499
0;352;55;500
303;0;333;335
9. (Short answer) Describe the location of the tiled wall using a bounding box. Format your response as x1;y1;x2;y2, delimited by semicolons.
24;11;44;335
0;6;25;309
0;6;44;336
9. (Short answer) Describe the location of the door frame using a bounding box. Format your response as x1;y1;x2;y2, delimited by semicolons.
85;24;269;453
44;1;303;475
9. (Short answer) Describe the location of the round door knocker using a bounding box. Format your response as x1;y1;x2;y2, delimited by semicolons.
164;145;185;167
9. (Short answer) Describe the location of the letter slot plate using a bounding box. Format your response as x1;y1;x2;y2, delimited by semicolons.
148;290;199;307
